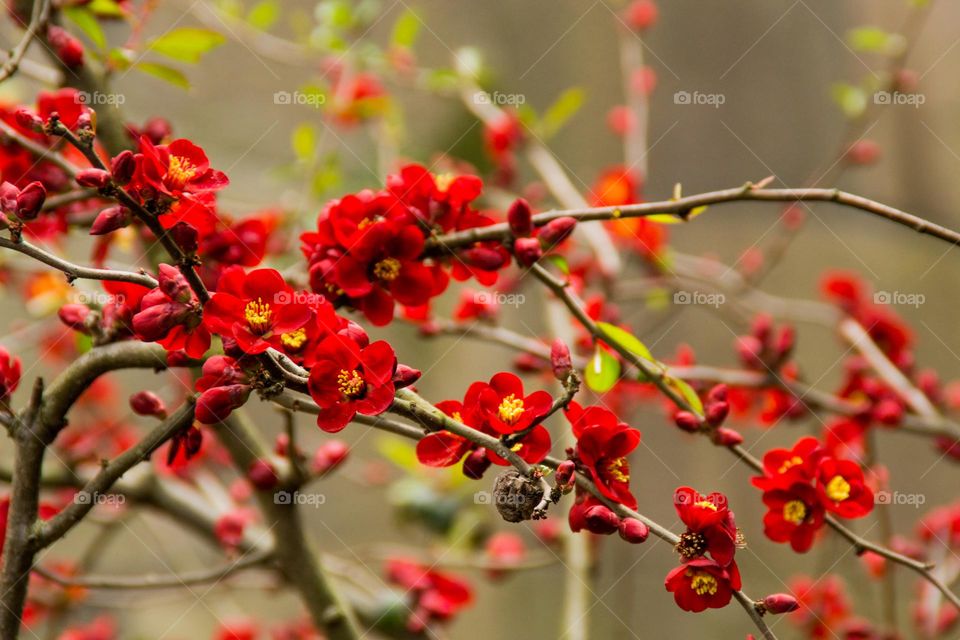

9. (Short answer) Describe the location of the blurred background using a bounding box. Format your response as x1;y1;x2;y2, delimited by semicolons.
4;0;960;638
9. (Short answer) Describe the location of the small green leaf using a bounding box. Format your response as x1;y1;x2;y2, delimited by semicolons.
391;8;421;49
63;7;106;49
148;27;226;64
597;322;653;362
88;0;126;17
667;376;703;414
546;254;570;275
246;0;279;29
647;206;708;224
424;68;459;92
135;62;190;89
540;87;584;140
831;83;867;119
847;26;889;53
377;437;419;472
291;123;317;160
585;346;620;393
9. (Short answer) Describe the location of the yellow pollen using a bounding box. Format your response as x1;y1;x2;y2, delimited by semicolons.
167;155;199;187
606;457;629;483
373;258;401;282
337;369;365;399
497;394;525;425
687;571;719;596
777;455;803;475
782;500;807;524
281;328;307;351
825;475;851;502
434;173;455;192
695;500;718;512
451;411;463;423
244;298;272;334
510;442;524;452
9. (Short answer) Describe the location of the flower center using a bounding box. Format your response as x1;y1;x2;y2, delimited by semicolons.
695;500;718;512
281;328;307;351
782;500;807;524
244;298;273;334
777;455;803;475
434;173;455;192
337;369;365;399
675;532;707;559
167;155;199;188
373;257;401;282
497;394;525;425
606;457;629;483
688;571;719;596
825;475;851;502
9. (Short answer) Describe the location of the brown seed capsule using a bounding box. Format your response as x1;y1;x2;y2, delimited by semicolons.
492;469;543;523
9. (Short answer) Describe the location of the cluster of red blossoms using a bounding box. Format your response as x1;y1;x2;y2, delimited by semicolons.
753;436;874;552
385;558;473;633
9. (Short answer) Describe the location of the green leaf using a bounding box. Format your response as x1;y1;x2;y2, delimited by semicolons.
63;7;106;50
847;26;889;53
667;376;704;414
546;254;570;275
540;87;584;140
391;8;420;49
831;83;867;119
135;62;190;89
291;123;317;160
647;205;708;224
148;27;226;64
424;68;459;92
597;322;653;362
585;346;620;393
246;0;279;29
88;0;126;17
377;437;419;472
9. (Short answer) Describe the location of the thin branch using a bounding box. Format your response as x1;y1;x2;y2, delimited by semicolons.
0;0;52;84
0;236;158;288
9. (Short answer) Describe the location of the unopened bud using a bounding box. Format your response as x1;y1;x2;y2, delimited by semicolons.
13;108;43;132
393;364;421;389
462;449;491;480
537;216;577;247
313;440;349;474
15;181;45;220
705;400;729;427
618;518;649;543
712;427;744;446
247;459;279;490
507;198;533;237
550;338;573;381
75;168;112;189
583;504;620;535
89;205;130;235
459;246;508;271
110;150;136;185
761;593;799;615
555;459;576;489
129;390;167;418
674;411;701;433
513;236;543;267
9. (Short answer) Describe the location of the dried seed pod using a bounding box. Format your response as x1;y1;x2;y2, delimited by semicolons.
492;469;543;523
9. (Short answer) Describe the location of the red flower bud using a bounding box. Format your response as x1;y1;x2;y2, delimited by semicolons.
618;518;649;543
0;182;19;214
392;364;421;389
15;182;45;220
57;303;91;331
674;411;701;433
460;247;508;271
845;139;881;166
550;338;573;382
89;205;130;235
751;313;773;343
132;302;191;341
462;449;492;480
583;504;620;535
168;221;199;254
707;384;728;404
143;117;172;144
129;390;167;418
537;216;577;247
624;0;658;31
507;198;533;237
158;263;193;303
762;593;799;614
47;26;84;68
513;352;544;372
75;168;112;189
313;440;349;474
110;150;136;185
774;326;795;362
872;398;904;426
555;459;576;489
338;321;370;349
247;459;279;490
513;236;543;267
735;335;765;369
712;427;744;446
705;400;729;427
195;384;252;424
13;108;43;132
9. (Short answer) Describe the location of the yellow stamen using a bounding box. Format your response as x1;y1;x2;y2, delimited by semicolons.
782;500;807;524
606;457;629;483
695;500;718;512
167;155;199;187
281;328;307;351
434;173;455;192
337;369;365;399
497;394;525;425
777;455;804;475
825;475;851;502
373;258;401;282
244;298;272;334
688;571;719;596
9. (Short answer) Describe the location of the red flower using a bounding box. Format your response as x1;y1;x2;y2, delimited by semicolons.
761;482;825;553
664;558;741;613
307;335;397;432
0;346;20;403
751;436;825;491
385;558;473;632
816;457;874;518
673;487;738;566
202;267;311;354
415;400;479;468
133;136;228;200
133;264;210;358
37;88;89;130
471;372;551;435
195;356;252;424
566;402;640;509
386;163;483;233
